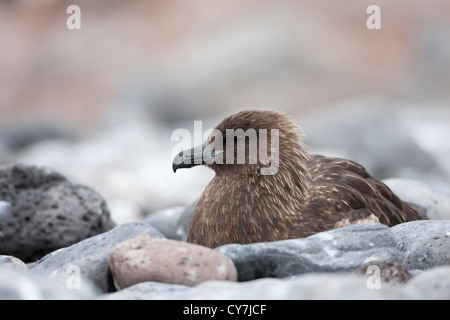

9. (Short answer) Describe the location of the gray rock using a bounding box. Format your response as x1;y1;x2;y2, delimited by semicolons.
174;199;198;241
142;206;185;240
103;268;450;300
384;178;450;220
100;281;188;300
406;266;450;300
30;221;165;293
0;201;12;237
391;220;450;270
216;223;404;281
0;255;28;272
149;273;419;300
0;163;116;262
1;121;77;152
0;267;99;299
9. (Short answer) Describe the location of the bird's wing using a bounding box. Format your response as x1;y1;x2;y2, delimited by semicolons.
301;155;422;233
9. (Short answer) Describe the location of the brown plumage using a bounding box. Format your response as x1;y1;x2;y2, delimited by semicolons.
172;110;423;248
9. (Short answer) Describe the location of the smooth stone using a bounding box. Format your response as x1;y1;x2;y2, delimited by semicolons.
142;206;185;240
0;266;99;299
109;235;237;289
405;266;450;300
384;178;450;220
174;199;198;241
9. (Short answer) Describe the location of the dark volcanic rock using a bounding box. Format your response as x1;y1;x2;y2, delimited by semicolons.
216;223;404;281
391;220;450;270
0;164;115;262
30;221;165;293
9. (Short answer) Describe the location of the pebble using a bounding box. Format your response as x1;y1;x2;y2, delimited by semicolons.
0;164;116;262
109;234;237;290
142;206;186;240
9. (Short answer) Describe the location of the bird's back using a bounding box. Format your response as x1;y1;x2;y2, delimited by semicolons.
297;155;423;237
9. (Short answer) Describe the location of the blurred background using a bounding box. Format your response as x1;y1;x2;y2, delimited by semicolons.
1;0;450;223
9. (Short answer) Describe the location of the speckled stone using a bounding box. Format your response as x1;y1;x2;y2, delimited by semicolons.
391;220;450;270
0;163;115;262
109;235;237;289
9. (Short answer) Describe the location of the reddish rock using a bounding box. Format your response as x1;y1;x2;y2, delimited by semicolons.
109;235;237;289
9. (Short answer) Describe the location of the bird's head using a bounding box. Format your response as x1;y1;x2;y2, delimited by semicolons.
172;110;308;177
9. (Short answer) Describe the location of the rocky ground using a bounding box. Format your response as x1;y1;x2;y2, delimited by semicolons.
0;163;449;300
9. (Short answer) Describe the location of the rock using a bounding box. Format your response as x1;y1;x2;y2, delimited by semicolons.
0;163;116;262
103;268;450;300
0;142;14;165
142;273;419;300
0;201;12;233
391;220;450;270
406;266;450;300
0;255;29;272
352;261;412;285
0;121;77;152
142;206;185;240
0;267;99;299
174;199;198;241
30;221;164;293
109;235;237;290
216;223;404;281
384;178;450;220
101;281;189;300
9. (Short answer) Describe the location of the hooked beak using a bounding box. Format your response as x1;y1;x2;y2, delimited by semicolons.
172;142;223;172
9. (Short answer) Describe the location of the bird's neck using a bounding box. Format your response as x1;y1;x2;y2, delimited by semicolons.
259;154;311;207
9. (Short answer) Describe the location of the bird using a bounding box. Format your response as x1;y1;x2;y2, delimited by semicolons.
172;110;423;248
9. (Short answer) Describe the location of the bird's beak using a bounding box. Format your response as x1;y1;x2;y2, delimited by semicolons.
173;142;224;172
